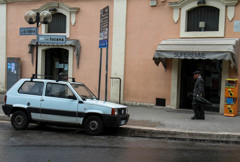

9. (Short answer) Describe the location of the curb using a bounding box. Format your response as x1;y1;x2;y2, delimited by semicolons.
1;114;240;143
0;114;9;121
118;126;240;144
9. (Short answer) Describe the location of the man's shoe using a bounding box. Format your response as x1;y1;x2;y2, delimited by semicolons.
199;117;205;120
191;116;197;120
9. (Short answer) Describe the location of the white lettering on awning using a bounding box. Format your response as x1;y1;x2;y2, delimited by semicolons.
173;52;206;59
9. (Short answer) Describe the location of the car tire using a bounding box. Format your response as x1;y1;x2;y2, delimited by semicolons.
84;116;104;135
11;111;29;130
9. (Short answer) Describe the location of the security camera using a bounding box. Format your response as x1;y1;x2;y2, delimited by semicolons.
49;8;57;13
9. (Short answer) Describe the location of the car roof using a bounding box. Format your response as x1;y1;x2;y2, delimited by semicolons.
20;78;84;85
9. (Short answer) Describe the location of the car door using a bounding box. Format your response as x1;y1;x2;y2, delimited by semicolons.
18;81;44;120
40;82;79;123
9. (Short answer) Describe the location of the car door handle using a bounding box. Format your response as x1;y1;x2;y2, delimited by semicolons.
40;99;44;101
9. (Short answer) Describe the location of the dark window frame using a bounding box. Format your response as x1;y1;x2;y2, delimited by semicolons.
47;13;66;33
187;6;220;32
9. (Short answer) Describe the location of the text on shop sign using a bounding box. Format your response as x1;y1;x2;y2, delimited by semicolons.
173;52;206;59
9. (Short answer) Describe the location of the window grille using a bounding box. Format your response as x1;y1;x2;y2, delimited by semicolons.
48;13;66;33
187;6;219;32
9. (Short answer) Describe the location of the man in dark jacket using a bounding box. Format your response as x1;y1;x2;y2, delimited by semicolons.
192;71;205;120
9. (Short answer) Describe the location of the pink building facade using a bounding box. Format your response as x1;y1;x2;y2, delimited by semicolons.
1;0;240;113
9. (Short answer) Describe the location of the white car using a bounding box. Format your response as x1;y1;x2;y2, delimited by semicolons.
2;78;129;135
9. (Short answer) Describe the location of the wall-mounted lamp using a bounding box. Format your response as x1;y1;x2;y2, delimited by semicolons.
49;8;57;13
197;0;206;5
150;0;157;7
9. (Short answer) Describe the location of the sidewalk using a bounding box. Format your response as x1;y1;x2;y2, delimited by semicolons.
1;93;240;143
122;106;240;143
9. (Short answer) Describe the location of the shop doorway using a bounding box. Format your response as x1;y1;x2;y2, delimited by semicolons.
180;59;222;112
45;48;69;81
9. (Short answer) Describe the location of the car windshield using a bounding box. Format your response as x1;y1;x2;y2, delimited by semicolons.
71;83;96;100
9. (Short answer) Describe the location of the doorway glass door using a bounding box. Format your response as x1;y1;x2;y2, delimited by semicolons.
180;59;222;112
45;48;68;81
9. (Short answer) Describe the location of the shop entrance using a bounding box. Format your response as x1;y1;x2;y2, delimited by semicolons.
45;48;69;81
180;59;222;112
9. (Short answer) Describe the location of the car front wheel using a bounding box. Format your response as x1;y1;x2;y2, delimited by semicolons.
84;116;104;135
11;111;29;130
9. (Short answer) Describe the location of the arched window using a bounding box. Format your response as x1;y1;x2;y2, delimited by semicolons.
187;6;219;32
48;13;66;33
35;2;79;38
168;0;238;37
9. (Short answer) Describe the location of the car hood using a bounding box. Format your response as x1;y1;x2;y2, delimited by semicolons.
84;99;127;108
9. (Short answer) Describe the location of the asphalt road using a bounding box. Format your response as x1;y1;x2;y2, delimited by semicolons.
0;120;240;162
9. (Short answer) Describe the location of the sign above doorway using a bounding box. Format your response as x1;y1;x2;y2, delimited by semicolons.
38;35;66;44
153;38;240;69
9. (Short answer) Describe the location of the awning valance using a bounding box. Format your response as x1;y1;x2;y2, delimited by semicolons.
28;39;81;68
153;38;240;69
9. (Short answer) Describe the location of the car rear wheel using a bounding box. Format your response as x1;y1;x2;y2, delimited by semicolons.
11;111;29;130
84;116;104;135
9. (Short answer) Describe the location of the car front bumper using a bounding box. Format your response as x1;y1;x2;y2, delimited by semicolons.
102;114;130;127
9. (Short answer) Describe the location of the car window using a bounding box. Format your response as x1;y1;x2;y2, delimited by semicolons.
18;81;44;96
45;83;75;99
71;83;96;100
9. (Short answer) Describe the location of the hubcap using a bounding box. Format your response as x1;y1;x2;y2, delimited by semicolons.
89;120;98;130
15;115;24;125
